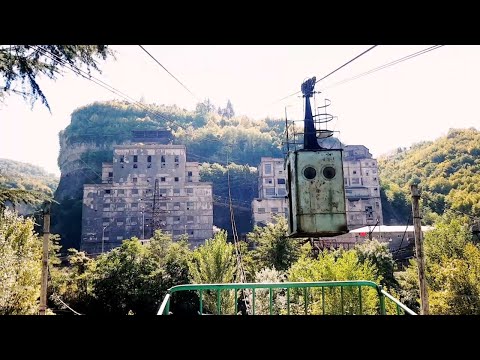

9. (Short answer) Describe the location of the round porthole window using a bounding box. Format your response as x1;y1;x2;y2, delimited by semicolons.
323;166;336;179
303;166;317;180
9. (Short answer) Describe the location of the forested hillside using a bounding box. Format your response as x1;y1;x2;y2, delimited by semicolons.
379;127;480;224
54;100;284;250
0;158;58;200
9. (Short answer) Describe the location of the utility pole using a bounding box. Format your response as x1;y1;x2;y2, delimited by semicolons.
410;184;429;315
39;203;50;315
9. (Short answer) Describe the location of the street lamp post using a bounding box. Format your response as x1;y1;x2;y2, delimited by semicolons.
102;222;112;254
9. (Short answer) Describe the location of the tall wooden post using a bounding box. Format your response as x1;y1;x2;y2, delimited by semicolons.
410;184;429;315
39;203;50;315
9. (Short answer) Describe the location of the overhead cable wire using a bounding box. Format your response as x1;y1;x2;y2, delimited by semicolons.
139;45;200;101
322;45;445;90
274;45;379;103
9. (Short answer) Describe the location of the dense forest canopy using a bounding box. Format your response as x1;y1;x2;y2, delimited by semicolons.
0;158;58;196
379;127;480;224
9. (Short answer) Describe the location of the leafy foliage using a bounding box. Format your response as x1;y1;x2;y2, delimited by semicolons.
379;127;480;223
188;230;236;314
355;239;398;290
287;248;381;314
0;210;42;314
248;216;301;272
0;45;111;110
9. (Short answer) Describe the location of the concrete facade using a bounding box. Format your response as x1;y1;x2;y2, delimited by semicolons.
343;145;383;229
252;157;288;226
81;143;213;254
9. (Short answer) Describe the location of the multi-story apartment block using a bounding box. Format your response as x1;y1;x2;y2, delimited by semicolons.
81;136;213;254
343;145;383;229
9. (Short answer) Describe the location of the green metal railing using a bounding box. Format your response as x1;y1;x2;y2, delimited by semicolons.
157;280;416;315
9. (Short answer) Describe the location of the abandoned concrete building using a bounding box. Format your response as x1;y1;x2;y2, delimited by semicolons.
81;133;213;254
251;157;288;227
251;144;383;230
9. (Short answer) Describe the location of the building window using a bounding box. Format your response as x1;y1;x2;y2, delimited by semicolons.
277;178;286;185
105;189;111;194
160;188;167;194
102;217;109;224
174;202;181;210
258;208;265;214
174;188;180;195
120;156;124;163
187;188;193;194
265;163;272;174
116;204;125;211
160;202;167;209
103;231;109;239
133;155;138;163
344;178;348;185
132;189;138;195
266;178;273;184
174;177;179;182
366;172;369;176
173;229;183;236
174;155;179;163
117;189;124;196
161;177;166;182
278;189;286;196
117;219;124;226
108;172;113;178
133;164;138;168
187;201;194;210
147;155;152;162
351;178;360;185
133;178;138;183
103;204;110;209
188;171;193;176
352;170;357;175
187;216;194;223
284;207;288;213
117;236;123;241
174;217;181;224
131;203;138;210
271;207;279;213
279;170;283;174
161;155;166;168
265;188;275;196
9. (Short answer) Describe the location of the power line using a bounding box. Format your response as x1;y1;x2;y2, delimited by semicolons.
139;45;200;101
31;46;174;126
274;45;379;103
322;45;445;90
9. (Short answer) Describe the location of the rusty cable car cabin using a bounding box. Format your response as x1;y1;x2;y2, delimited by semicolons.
284;77;348;237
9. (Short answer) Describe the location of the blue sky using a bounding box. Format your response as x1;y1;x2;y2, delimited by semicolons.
1;45;478;176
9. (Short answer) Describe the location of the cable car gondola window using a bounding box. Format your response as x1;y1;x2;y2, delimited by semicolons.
323;166;336;180
303;166;316;179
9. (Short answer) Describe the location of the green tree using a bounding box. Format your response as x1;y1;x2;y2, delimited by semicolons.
0;210;42;315
188;230;236;314
288;249;381;314
92;238;159;315
147;231;196;314
248;216;301;272
1;45;112;110
49;249;96;314
355;239;398;290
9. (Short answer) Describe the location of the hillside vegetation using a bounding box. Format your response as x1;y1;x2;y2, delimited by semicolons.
379;127;480;224
0;158;58;197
